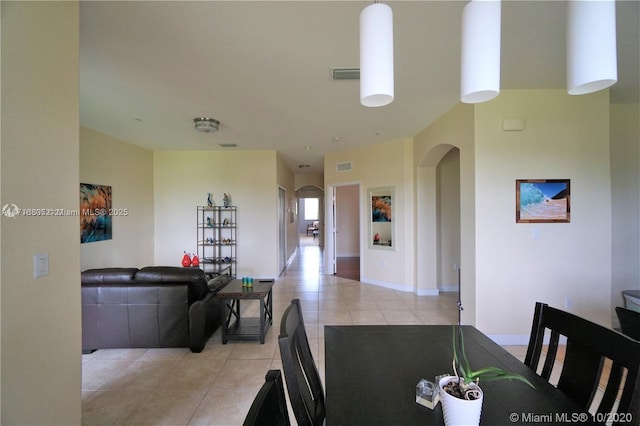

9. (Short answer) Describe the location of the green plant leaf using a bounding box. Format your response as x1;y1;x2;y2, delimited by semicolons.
450;325;535;389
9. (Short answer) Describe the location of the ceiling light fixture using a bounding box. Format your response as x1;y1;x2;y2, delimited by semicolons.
460;0;501;104
566;0;617;95
193;117;220;133
360;2;394;107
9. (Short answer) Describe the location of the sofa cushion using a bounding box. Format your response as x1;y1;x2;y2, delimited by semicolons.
81;268;139;285
136;266;209;301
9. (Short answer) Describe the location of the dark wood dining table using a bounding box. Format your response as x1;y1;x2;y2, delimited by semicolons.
325;325;596;425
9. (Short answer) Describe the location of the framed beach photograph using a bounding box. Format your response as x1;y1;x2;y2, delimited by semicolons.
516;179;570;223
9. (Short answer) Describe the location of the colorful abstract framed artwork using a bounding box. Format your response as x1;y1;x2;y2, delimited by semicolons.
80;183;113;243
516;179;570;223
368;186;394;249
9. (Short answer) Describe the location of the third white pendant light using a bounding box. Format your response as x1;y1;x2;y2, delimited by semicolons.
360;2;394;107
460;0;502;104
566;0;617;95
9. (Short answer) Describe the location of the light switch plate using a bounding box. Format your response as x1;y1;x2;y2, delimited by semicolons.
34;253;49;278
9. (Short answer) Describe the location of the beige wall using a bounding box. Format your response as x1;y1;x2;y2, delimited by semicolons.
294;173;323;191
325;139;414;291
437;148;461;291
475;90;612;339
153;151;280;278
80;128;154;269
1;2;81;423
610;103;640;326
414;103;475;316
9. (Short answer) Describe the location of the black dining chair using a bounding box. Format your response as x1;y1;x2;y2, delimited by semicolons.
243;370;290;426
278;299;325;426
525;302;640;424
615;306;640;341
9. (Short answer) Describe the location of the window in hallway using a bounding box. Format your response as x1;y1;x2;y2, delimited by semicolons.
304;198;319;221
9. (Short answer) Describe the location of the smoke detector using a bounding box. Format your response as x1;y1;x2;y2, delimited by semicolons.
193;117;220;133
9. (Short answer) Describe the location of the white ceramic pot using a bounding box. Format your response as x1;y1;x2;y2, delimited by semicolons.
438;375;483;426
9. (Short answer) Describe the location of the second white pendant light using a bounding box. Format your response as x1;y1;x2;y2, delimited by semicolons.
566;0;617;95
360;2;394;107
460;0;502;104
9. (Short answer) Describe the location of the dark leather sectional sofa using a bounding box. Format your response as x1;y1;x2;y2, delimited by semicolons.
81;266;230;353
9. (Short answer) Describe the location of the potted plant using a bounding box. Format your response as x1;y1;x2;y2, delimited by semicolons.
438;325;534;426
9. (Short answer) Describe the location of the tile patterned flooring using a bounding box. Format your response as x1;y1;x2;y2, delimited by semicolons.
81;239;512;425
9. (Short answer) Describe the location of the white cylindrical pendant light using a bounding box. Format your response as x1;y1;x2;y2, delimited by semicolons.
566;0;617;95
360;3;394;107
460;0;501;104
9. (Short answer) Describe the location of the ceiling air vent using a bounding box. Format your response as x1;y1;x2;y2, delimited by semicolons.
336;161;352;172
332;68;360;80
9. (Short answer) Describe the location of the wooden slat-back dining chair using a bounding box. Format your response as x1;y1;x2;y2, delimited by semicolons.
525;302;640;424
278;299;325;426
615;306;640;341
243;370;290;426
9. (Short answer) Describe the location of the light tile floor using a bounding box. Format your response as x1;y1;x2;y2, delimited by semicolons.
81;239;514;425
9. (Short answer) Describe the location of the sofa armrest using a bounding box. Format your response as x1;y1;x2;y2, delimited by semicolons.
207;275;232;294
188;292;224;353
188;299;205;353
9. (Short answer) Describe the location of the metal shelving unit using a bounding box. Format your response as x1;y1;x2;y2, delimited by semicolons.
197;205;236;279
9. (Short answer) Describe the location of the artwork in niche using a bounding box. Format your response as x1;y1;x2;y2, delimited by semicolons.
368;187;394;249
289;198;296;224
516;179;570;223
372;195;392;222
80;183;113;243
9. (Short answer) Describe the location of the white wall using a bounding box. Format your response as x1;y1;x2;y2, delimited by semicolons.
610;103;640;325
474;90;612;339
80;128;154;269
153;151;280;278
1;2;81;423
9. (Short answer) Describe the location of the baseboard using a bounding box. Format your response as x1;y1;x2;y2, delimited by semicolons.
285;251;296;267
438;285;458;292
359;277;443;296
360;277;414;293
417;288;440;296
487;334;531;346
487;334;568;346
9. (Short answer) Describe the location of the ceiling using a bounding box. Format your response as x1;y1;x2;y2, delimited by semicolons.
80;1;639;174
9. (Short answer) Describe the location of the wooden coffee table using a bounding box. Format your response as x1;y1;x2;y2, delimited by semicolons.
215;279;274;344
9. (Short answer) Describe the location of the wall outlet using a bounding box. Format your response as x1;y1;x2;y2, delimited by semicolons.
532;227;540;240
564;297;573;309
